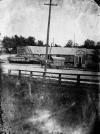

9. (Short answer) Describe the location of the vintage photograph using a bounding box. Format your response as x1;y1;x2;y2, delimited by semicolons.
0;0;100;134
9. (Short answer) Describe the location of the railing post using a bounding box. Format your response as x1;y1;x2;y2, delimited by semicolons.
77;74;80;84
30;71;32;78
28;71;33;98
59;74;61;84
8;70;11;75
43;72;46;78
18;70;21;79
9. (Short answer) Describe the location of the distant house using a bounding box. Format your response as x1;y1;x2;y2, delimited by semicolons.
17;46;96;69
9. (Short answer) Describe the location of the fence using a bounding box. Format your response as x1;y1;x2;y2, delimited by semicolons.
7;69;100;85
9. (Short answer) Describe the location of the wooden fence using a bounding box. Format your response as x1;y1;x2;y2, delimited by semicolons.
7;69;100;85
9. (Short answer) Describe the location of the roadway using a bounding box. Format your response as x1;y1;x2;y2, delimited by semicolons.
1;62;100;75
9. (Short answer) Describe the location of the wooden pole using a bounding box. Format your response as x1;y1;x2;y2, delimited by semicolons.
77;74;80;84
44;0;57;74
0;64;3;128
28;71;32;97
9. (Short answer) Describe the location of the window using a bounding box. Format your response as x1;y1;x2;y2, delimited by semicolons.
65;55;74;63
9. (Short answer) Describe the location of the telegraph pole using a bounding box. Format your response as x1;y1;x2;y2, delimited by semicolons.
74;32;75;47
44;0;57;73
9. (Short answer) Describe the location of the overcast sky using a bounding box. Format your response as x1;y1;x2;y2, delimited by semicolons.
0;0;100;46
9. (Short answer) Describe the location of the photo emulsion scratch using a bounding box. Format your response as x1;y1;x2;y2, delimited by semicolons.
0;0;100;134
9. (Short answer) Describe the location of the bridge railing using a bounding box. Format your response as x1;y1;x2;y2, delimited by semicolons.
6;69;100;85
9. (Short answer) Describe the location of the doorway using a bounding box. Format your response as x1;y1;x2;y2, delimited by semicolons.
78;57;82;68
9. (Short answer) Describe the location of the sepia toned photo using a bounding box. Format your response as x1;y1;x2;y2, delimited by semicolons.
0;0;100;134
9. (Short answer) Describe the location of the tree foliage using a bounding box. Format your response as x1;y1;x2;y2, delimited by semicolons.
96;41;100;49
37;40;44;46
2;35;100;54
2;35;45;53
73;43;79;48
54;44;61;47
82;39;95;49
27;36;36;46
64;39;100;49
64;40;73;47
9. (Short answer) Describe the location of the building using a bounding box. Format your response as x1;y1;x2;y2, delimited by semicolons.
17;46;96;69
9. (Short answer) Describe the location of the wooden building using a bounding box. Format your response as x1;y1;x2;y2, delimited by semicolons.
17;46;96;69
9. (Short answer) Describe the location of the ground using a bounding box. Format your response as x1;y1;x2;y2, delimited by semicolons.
0;75;99;134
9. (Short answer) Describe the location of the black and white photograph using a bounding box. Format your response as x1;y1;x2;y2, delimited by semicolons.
0;0;100;134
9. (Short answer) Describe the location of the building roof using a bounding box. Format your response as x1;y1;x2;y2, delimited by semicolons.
17;46;94;56
26;46;88;55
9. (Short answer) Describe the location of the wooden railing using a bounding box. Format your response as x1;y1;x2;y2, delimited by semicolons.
6;69;100;85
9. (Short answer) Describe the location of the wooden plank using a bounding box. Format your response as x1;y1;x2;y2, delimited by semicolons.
11;69;100;77
6;69;100;85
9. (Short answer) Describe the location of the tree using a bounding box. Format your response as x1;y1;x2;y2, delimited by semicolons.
64;40;73;47
73;43;79;48
54;44;61;47
2;35;28;53
83;39;95;49
37;40;44;46
27;36;36;46
14;35;21;47
19;36;27;46
96;42;100;49
2;36;12;48
2;36;15;53
2;35;37;53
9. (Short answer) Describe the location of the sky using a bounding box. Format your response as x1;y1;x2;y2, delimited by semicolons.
0;0;100;46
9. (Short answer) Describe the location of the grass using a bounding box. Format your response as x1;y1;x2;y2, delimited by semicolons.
0;74;99;134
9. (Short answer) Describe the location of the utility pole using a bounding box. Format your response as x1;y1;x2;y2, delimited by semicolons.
0;63;3;129
74;32;75;47
44;0;57;73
